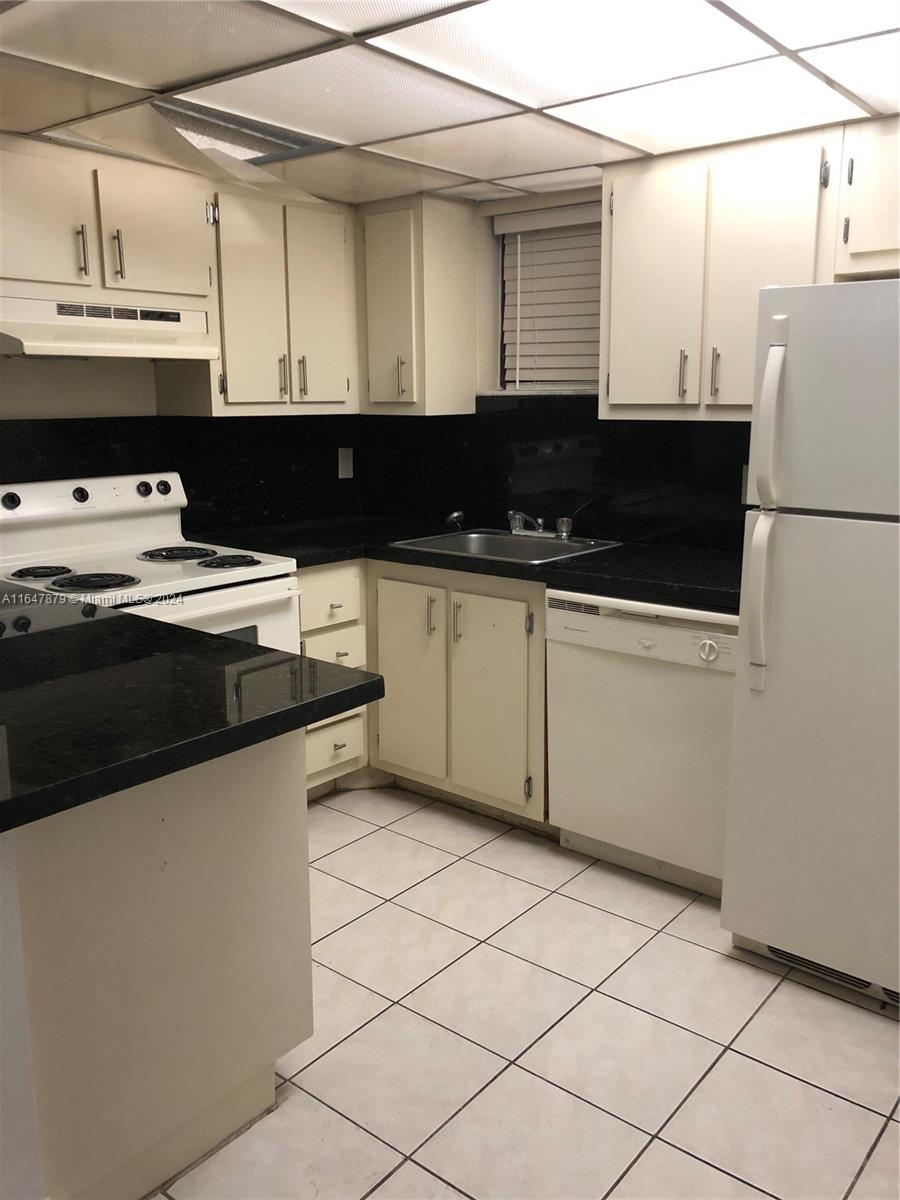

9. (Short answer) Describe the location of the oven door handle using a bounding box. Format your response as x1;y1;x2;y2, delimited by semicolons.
148;586;300;623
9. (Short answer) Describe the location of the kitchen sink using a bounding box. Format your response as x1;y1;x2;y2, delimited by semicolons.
390;529;619;565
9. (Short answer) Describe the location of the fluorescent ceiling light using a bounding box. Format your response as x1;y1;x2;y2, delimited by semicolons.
372;0;774;106
549;57;866;154
373;113;641;177
271;147;469;203
497;166;605;191
183;44;518;146
436;181;528;198
802;32;900;114
722;1;900;49
262;1;462;35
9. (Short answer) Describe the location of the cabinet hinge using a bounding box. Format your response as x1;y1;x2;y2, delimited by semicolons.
524;776;533;800
206;201;219;225
847;157;854;185
608;191;614;215
842;216;850;244
819;159;830;188
525;610;534;635
218;373;227;395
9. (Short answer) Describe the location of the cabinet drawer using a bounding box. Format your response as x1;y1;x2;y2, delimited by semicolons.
302;624;366;668
306;714;365;775
299;563;362;632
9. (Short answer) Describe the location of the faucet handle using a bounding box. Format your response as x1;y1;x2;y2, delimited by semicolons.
556;516;572;540
508;509;524;533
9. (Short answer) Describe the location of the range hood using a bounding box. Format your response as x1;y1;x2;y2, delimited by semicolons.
0;297;219;359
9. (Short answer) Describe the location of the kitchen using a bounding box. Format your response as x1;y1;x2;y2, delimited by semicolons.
0;2;897;1199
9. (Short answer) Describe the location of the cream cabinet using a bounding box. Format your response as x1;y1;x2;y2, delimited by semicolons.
360;195;477;415
834;117;899;278
286;207;352;406
95;168;212;296
369;562;544;821
0;151;96;287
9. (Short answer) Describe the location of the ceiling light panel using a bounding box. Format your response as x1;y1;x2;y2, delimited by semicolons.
183;44;518;146
371;0;774;107
436;181;528;198
0;52;149;132
497;165;605;191
373;112;641;177
802;32;900;114
721;1;899;49
549;57;866;154
0;1;336;91
262;1;465;35
273;147;469;202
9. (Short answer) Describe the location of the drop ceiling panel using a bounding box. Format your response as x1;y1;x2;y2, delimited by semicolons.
372;0;775;106
272;147;468;202
436;181;527;198
0;1;335;91
549;58;866;154
0;52;149;133
262;1;464;35
373;113;642;178
183;44;519;146
723;1;900;49
802;33;900;114
498;165;606;191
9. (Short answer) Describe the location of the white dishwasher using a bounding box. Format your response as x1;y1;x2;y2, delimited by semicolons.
546;590;738;881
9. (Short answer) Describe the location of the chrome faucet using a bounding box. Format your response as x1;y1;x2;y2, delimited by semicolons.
508;509;544;534
446;510;465;531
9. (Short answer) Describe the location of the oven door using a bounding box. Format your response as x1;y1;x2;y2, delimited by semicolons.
126;577;301;655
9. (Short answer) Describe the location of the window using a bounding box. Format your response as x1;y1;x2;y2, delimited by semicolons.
498;206;601;391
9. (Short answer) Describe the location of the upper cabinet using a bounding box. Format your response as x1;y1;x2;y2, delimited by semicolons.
360;196;477;416
600;129;831;420
0;151;96;287
834;117;899;278
286;207;351;406
95;169;212;296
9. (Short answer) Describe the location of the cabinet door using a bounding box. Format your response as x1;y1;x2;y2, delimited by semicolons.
216;193;290;406
834;119;899;276
364;209;417;405
449;591;529;808
95;168;212;295
0;153;95;286
376;579;446;778
286;207;350;405
608;160;707;406
705;138;822;407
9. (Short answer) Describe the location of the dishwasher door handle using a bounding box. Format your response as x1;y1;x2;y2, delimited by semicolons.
746;512;775;692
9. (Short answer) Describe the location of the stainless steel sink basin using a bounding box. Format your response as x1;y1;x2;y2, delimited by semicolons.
390;529;619;565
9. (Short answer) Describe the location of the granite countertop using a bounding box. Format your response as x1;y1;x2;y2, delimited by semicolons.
0;588;383;832
197;516;744;614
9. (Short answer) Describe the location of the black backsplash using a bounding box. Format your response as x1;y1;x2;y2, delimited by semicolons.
0;398;750;548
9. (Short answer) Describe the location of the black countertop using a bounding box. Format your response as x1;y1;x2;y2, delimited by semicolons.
0;588;383;833
197;516;744;614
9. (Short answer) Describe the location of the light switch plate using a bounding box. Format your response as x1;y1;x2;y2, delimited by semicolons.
338;447;353;479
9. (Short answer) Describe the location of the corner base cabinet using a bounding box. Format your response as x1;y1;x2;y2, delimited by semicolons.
368;563;544;820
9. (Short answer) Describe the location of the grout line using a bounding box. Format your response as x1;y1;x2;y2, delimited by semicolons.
588;988;727;1048
287;1077;410;1159
843;1101;900;1200
727;1047;900;1119
652;1139;783;1200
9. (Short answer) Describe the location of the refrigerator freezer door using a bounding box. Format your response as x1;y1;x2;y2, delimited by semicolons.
747;280;899;517
723;511;899;988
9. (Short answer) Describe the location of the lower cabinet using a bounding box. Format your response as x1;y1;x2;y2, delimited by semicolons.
370;563;544;821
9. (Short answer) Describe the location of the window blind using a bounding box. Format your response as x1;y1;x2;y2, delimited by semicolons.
501;222;601;390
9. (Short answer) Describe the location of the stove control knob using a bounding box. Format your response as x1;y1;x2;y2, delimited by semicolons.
698;639;720;663
82;603;97;619
136;481;152;497
2;491;21;510
72;486;89;504
156;480;172;495
13;615;31;633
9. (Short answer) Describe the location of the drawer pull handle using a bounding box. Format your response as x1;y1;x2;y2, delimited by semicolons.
332;741;348;752
426;593;436;636
329;602;344;610
336;650;349;658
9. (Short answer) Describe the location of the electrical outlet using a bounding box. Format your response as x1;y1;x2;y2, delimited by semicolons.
338;447;353;480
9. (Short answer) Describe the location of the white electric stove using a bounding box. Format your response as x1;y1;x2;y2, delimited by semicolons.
0;472;301;653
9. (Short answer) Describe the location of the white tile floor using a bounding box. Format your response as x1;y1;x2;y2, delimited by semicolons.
163;788;899;1200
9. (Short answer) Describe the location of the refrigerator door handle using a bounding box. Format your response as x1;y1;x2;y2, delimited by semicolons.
746;512;775;692
755;315;789;508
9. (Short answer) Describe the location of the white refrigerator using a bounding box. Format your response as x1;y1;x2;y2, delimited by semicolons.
722;279;899;997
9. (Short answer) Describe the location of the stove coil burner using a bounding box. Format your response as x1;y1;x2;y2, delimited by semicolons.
10;565;73;579
140;546;218;562
49;572;141;592
198;555;262;569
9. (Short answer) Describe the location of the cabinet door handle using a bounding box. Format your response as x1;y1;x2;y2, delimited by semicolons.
76;224;90;276
332;741;348;752
335;650;349;658
298;354;308;397
113;228;126;278
426;593;436;636
677;348;688;398
397;355;407;397
329;601;343;610
452;600;462;642
709;346;720;397
278;353;288;396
